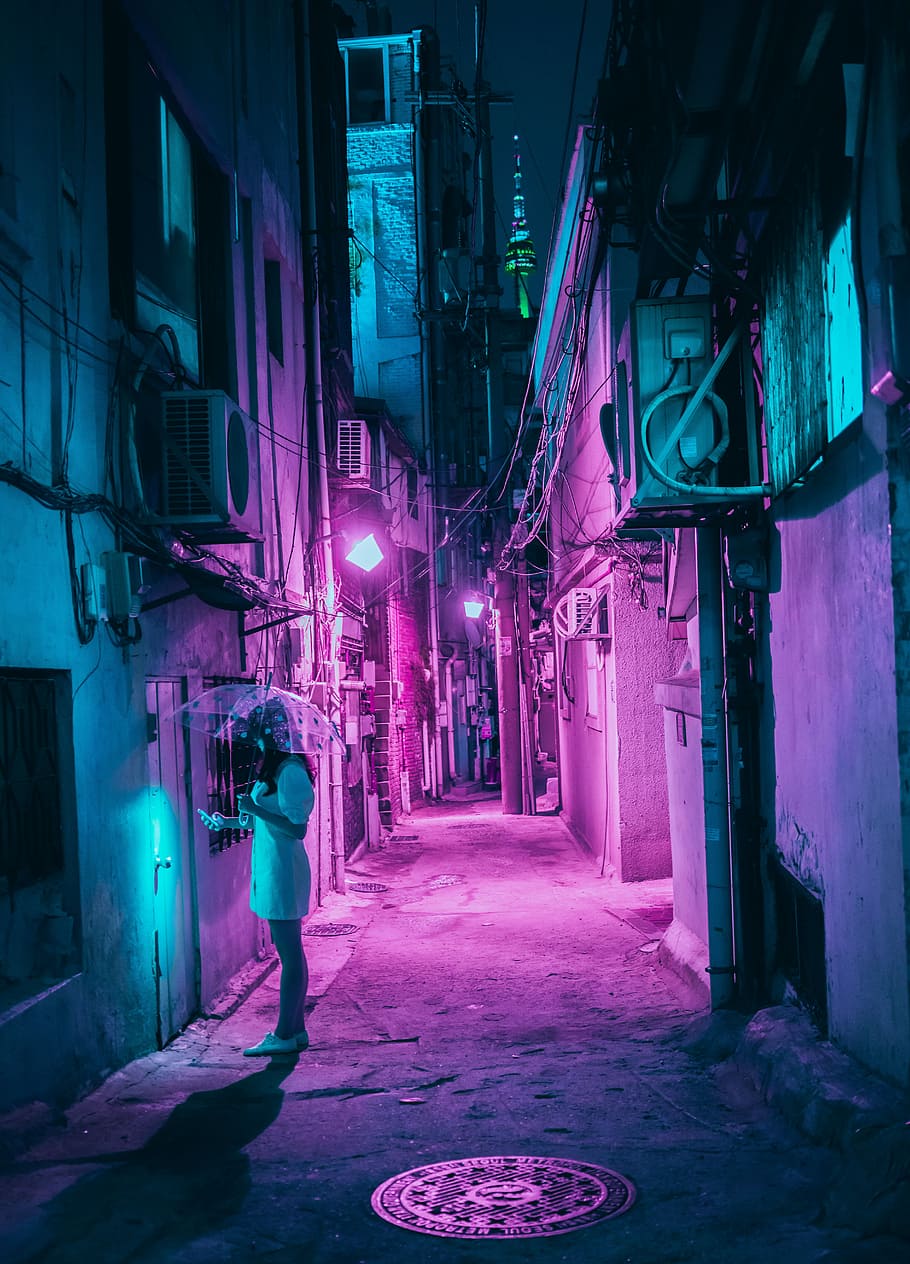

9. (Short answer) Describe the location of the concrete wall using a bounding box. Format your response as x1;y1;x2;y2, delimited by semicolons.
765;411;910;1083
612;583;683;880
558;635;610;861
0;0;341;1111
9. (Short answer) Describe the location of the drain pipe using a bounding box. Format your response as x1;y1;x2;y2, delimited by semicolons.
296;0;345;893
696;527;735;1006
412;30;445;799
445;659;457;777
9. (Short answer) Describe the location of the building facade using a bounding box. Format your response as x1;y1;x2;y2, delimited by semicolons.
0;0;354;1111
526;0;910;1086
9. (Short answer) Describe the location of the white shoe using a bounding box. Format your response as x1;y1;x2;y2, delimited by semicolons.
242;1031;298;1057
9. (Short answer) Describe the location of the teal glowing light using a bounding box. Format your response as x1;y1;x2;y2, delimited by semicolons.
464;599;485;619
345;532;384;572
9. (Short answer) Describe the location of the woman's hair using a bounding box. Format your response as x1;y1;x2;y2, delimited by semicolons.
254;746;316;792
254;746;287;792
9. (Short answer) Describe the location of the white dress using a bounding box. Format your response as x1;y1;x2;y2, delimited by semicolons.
249;758;315;920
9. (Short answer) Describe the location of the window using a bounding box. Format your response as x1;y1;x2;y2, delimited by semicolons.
202;677;255;855
584;641;603;731
134;99;200;377
407;466;418;519
345;46;388;124
104;11;233;388
0;671;79;1006
264;258;284;364
0;83;17;220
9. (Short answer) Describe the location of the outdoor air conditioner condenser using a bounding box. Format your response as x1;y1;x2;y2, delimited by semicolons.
158;390;262;541
566;587;598;636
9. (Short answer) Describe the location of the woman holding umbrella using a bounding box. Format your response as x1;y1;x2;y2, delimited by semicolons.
199;732;316;1056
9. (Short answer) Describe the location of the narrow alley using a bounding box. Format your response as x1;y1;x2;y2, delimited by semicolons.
1;792;896;1264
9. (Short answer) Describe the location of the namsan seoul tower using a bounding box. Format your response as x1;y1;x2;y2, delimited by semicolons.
503;134;537;318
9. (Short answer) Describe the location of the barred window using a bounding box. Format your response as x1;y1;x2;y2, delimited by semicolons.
0;669;79;1002
0;672;64;891
202;677;255;855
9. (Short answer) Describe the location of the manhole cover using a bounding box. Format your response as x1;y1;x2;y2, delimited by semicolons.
371;1155;635;1239
391;834;419;841
428;874;464;889
350;881;389;893
302;922;359;937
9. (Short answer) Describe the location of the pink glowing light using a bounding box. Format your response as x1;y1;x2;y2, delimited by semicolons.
345;532;384;572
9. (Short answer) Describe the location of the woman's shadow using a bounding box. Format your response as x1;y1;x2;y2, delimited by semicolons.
26;1056;298;1263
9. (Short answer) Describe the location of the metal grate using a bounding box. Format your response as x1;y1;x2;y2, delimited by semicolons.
349;881;389;893
163;394;214;515
302;922;359;937
372;1155;635;1239
0;672;63;890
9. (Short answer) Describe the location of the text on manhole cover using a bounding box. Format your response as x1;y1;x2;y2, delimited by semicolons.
371;1155;635;1239
349;881;389;893
302;922;359;937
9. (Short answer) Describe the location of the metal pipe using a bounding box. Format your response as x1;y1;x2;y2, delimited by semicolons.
445;659;457;776
412;30;445;799
296;0;345;894
696;526;735;1006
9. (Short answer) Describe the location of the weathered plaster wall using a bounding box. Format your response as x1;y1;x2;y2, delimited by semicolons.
557;637;609;861
656;673;707;944
613;581;685;880
767;415;910;1082
0;0;331;1113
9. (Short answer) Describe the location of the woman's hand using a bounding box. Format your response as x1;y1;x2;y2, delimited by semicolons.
197;809;225;831
236;793;256;820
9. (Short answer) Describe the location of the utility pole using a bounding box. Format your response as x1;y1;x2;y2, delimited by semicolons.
473;18;522;814
516;551;536;813
295;0;346;890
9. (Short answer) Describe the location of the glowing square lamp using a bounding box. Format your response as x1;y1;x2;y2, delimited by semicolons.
463;598;485;619
345;532;384;572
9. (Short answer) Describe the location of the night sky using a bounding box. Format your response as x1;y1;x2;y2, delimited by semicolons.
368;1;612;306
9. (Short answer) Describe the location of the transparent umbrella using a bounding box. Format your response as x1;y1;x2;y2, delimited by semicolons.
166;681;345;754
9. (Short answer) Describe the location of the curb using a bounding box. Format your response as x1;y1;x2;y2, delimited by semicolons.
201;951;279;1023
731;1004;910;1242
732;1005;904;1148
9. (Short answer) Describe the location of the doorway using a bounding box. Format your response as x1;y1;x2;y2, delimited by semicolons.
146;678;199;1046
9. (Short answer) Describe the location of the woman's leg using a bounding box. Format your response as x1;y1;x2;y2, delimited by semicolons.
268;918;309;1039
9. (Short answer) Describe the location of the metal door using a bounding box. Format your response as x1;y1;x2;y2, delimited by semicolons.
146;679;198;1046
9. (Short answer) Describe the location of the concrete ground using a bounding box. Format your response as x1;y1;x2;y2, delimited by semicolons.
1;791;907;1263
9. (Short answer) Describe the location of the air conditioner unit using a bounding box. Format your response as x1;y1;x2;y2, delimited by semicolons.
336;418;370;481
554;586;610;640
157;391;261;541
567;587;598;636
608;298;766;528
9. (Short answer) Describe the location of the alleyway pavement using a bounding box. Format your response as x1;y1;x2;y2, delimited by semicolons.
1;792;904;1263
